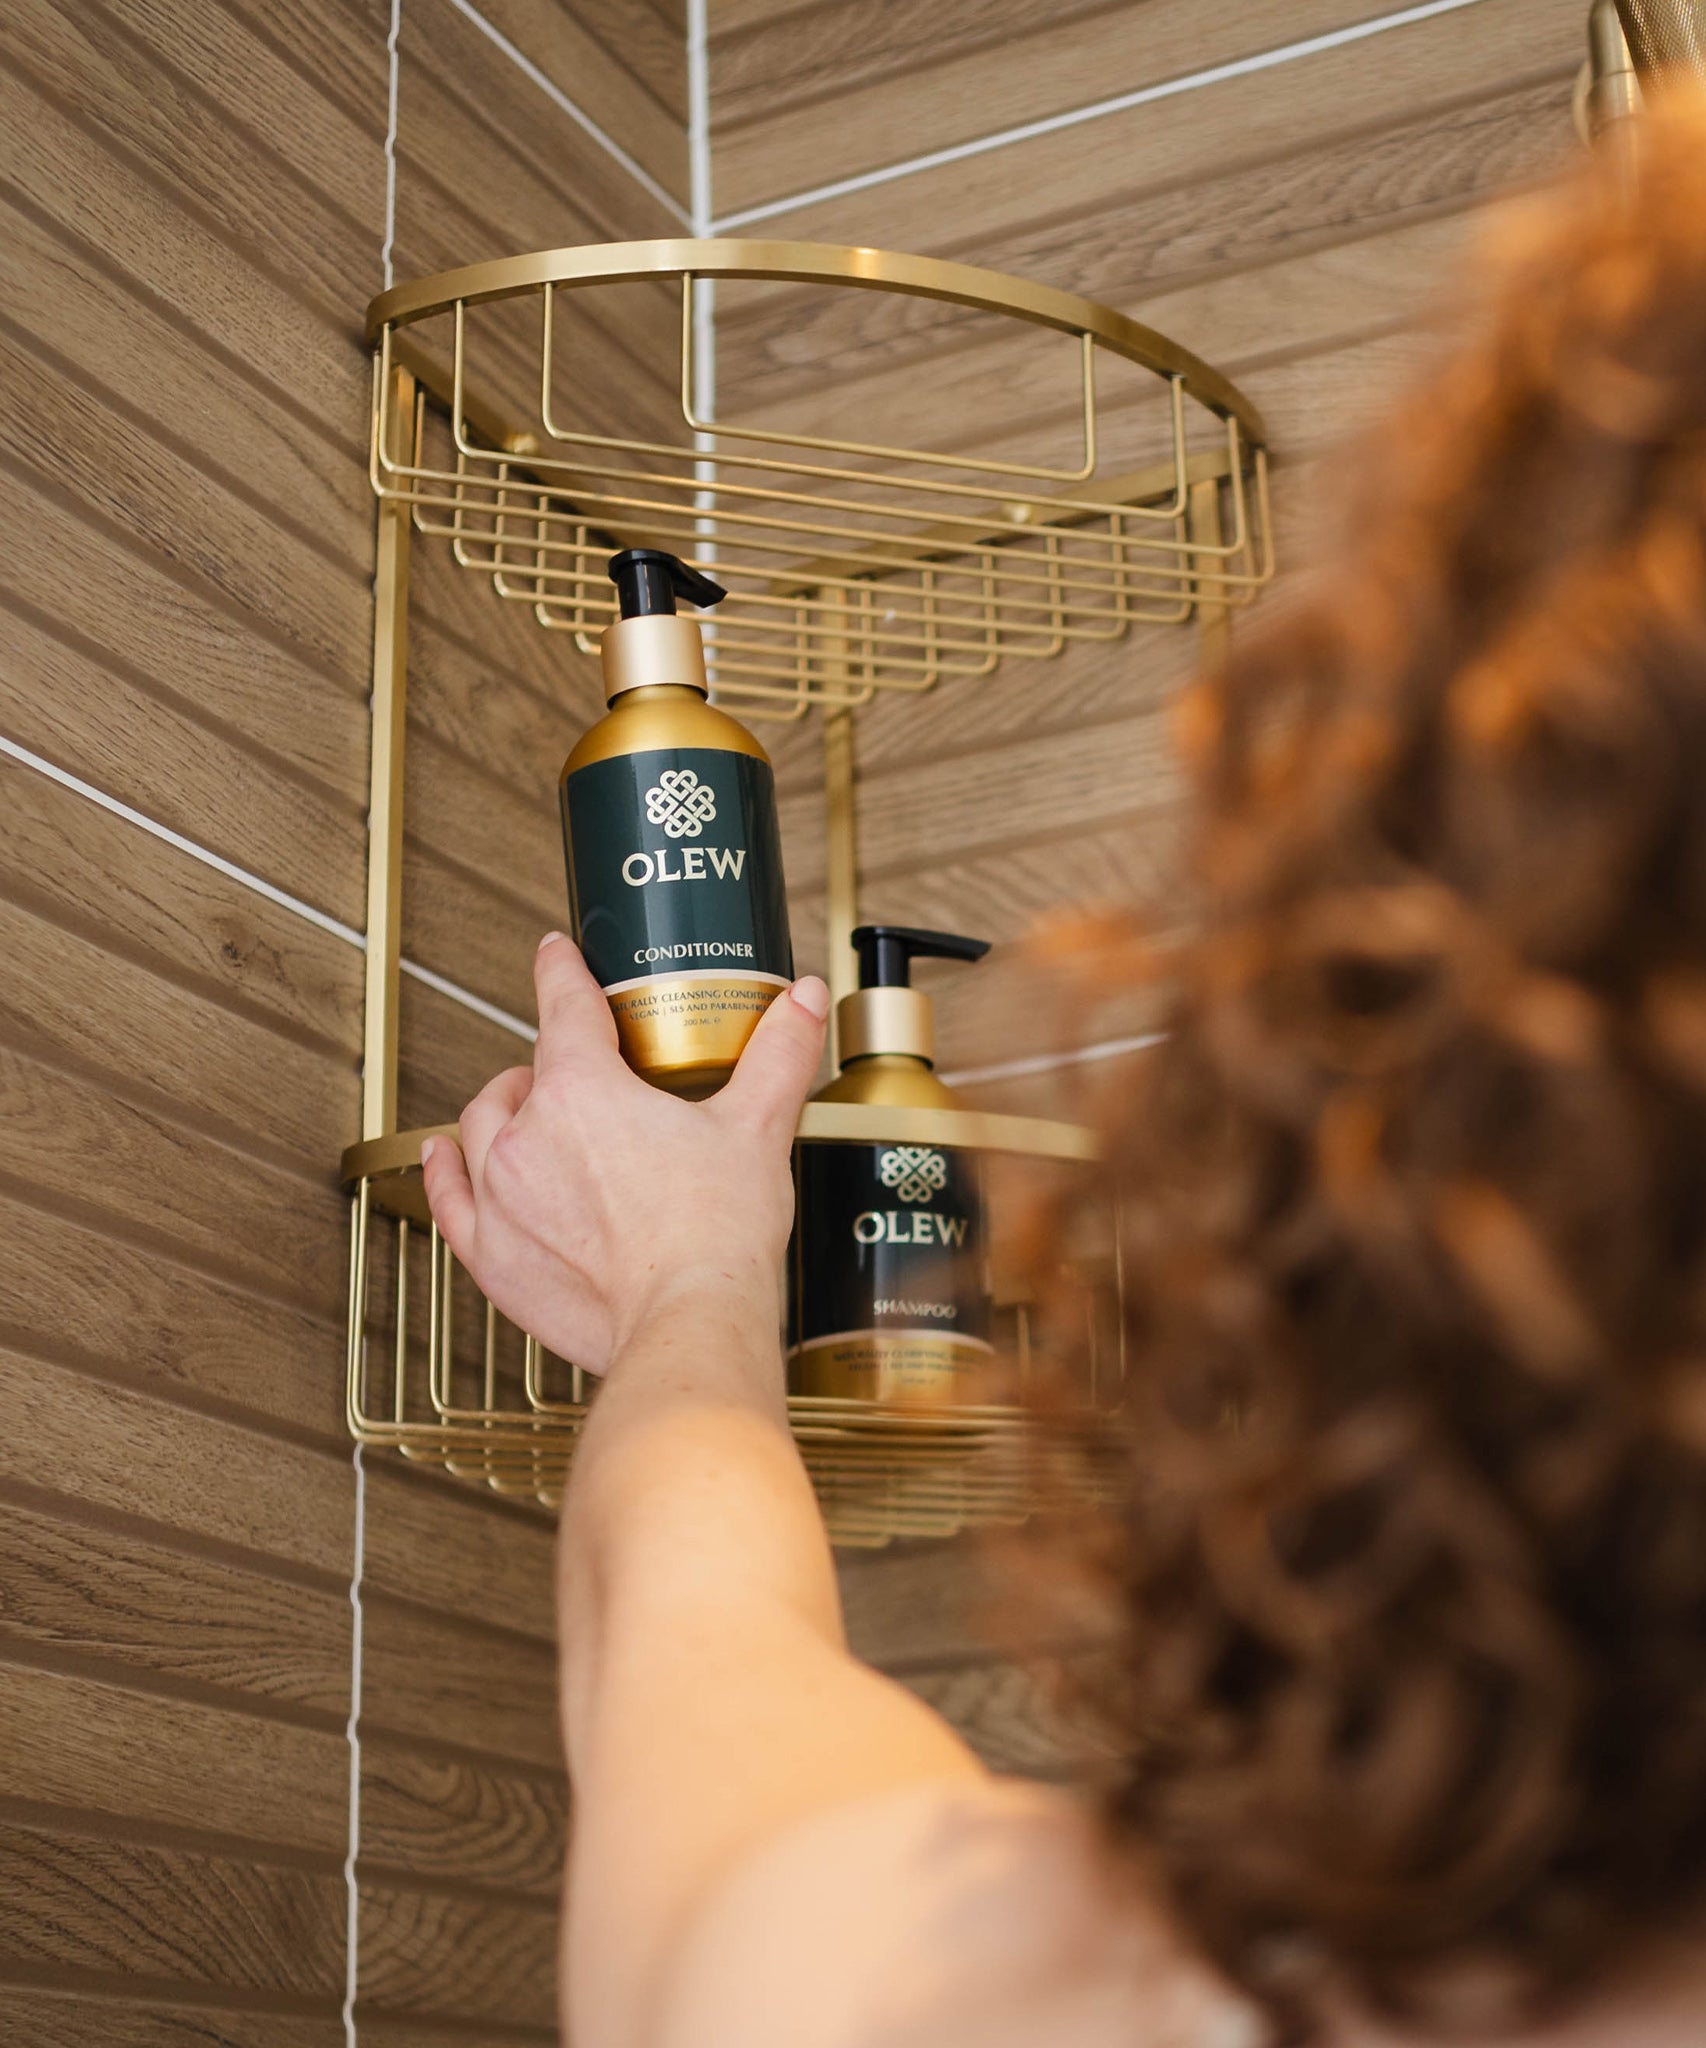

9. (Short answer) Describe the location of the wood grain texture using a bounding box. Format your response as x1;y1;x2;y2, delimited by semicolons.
0;474;367;924
725;204;1482;464
792;813;1185;1010
0;1190;345;1443
0;1348;352;1573
77;0;388;225
355;2024;555;2048
363;1465;556;1643
0;189;372;568
0;1818;345;1995
392;0;681;430
0;58;363;437
2;0;380;322
220;0;391;134
711;0;1117;127
360;1597;563;1770
360;1732;566;1895
0;894;358;1175
716;0;1583;252
398;978;538;1132
459;0;689;187
0;728;363;1060
0;1660;347;1853
356;2024;555;2048
784;700;1178;900
0;1990;342;2048
357;1880;559;2030
0;1039;348;1317
411;529;608;736
713;70;1571;436
0;1496;349;1715
0;310;371;725
712;0;1422;212
0;0;690;2032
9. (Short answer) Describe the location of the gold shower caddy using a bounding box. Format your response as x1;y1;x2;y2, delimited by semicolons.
342;238;1274;1543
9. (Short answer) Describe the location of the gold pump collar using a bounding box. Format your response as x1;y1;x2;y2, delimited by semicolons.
837;986;933;1066
601;612;708;700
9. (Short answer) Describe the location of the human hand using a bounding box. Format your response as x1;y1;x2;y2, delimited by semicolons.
420;934;830;1373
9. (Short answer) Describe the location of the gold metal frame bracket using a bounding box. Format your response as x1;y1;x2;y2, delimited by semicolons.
364;362;417;1142
347;238;1278;1536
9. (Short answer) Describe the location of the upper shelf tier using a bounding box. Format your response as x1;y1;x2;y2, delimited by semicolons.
366;237;1275;720
365;237;1268;439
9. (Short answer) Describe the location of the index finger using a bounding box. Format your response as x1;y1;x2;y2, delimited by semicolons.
533;931;621;1079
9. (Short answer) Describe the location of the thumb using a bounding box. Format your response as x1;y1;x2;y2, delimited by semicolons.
714;977;830;1141
532;931;619;1079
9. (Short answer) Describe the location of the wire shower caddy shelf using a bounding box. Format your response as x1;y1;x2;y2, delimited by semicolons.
344;238;1275;1543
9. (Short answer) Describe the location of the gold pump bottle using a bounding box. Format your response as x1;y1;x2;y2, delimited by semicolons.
559;549;793;1097
788;925;997;1405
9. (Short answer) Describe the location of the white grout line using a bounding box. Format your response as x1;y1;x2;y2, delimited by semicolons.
0;732;540;1043
380;0;402;294
709;0;1492;232
0;731;365;950
341;1443;368;2048
344;7;405;2033
941;1029;1167;1090
441;0;695;230
686;0;713;235
402;954;537;1042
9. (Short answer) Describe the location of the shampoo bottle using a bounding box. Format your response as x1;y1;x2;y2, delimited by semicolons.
789;925;996;1405
560;549;793;1097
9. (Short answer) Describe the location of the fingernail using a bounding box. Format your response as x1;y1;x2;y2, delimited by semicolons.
790;975;831;1020
419;1136;439;1168
538;930;567;951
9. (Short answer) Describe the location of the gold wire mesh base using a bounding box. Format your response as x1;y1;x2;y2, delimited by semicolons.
344;1117;1118;1547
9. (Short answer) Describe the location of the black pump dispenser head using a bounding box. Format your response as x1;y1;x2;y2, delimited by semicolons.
608;548;726;619
839;924;990;1068
600;548;725;699
853;925;991;989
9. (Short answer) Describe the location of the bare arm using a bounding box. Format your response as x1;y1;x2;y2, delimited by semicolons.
422;936;982;2048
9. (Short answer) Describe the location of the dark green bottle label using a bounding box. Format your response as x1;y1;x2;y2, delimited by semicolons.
562;747;793;993
789;1141;991;1351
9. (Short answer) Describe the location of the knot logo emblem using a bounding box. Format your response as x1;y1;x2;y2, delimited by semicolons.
878;1146;947;1206
644;769;717;840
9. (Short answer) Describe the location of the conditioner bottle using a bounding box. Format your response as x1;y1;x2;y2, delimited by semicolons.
560;549;793;1096
789;925;996;1405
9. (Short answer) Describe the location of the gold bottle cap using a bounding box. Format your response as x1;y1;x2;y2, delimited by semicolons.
600;613;709;702
837;986;933;1066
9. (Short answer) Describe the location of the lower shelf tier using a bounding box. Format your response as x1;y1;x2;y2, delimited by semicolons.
343;1116;1118;1546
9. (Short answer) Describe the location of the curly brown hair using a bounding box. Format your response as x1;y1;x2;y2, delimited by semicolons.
1069;97;1706;2041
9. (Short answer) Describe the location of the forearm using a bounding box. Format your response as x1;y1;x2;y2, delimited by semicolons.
557;1279;844;1746
555;1285;980;2048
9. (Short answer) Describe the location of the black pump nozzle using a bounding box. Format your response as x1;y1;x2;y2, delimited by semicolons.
852;924;990;990
608;547;726;619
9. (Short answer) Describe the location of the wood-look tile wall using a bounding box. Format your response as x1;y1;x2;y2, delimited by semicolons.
0;1;1589;2039
714;0;1591;1849
719;0;1588;1110
0;2;680;2041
